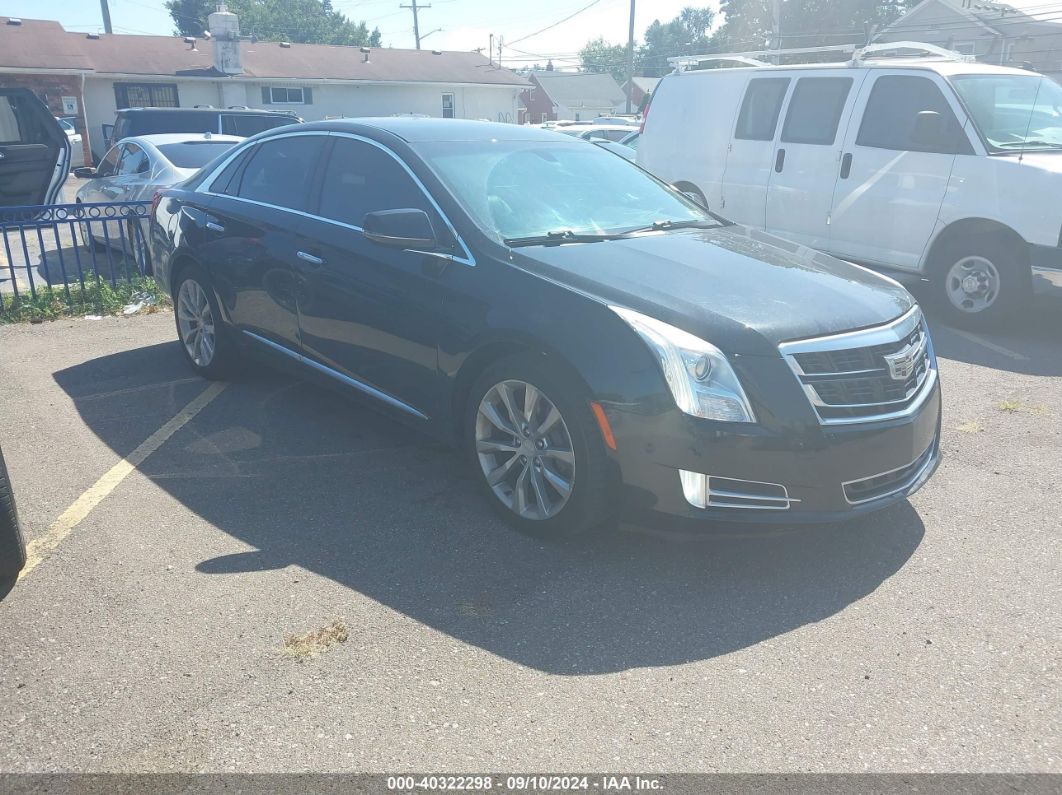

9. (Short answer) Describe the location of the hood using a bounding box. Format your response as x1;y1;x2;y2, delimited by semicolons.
1009;151;1062;173
511;224;914;356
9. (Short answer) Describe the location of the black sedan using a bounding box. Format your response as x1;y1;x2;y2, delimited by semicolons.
149;119;941;536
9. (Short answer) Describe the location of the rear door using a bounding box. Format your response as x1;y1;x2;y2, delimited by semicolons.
197;133;325;351
764;73;863;249
828;72;971;271
0;88;69;207
719;75;791;227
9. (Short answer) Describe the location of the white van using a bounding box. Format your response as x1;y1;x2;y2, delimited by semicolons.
638;43;1062;327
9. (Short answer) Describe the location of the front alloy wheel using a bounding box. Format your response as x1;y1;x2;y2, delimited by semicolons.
475;379;576;520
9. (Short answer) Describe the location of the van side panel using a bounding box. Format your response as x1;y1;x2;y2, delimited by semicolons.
637;70;750;211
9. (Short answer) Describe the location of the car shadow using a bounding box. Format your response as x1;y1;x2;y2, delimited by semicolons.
54;341;925;675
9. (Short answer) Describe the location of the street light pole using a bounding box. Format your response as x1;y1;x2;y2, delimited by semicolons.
624;0;635;114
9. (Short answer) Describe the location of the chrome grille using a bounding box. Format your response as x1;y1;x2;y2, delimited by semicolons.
843;445;936;505
779;307;937;425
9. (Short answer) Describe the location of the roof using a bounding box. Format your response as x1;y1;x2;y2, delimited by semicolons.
530;71;626;108
0;17;528;87
881;0;1062;37
670;58;1035;78
629;76;660;93
129;133;245;147
291;117;579;143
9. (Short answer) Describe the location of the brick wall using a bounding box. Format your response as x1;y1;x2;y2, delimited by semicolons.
0;72;92;167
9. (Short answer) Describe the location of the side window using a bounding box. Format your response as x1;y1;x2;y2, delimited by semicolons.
96;145;123;177
781;77;853;145
318;138;434;229
735;78;790;141
118;144;149;176
856;75;971;155
209;148;252;195
233;135;321;211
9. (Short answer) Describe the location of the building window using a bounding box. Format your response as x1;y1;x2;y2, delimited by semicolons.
264;86;308;105
114;83;178;109
442;92;455;119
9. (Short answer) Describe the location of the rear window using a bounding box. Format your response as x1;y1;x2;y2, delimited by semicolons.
221;114;297;137
157;141;241;169
126;112;219;137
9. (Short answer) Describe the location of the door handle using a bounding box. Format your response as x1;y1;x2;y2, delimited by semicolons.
774;148;786;173
297;250;324;266
840;152;853;180
205;221;225;233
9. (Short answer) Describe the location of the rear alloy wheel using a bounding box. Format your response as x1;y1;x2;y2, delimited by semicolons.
467;354;614;538
931;236;1031;328
174;267;233;379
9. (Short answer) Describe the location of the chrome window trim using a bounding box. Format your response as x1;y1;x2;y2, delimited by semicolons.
195;129;476;267
778;306;937;426
242;331;429;421
842;444;936;506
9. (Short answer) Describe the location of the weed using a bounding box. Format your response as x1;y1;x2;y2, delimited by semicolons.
283;619;349;660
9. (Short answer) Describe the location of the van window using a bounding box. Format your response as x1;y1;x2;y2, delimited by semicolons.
857;76;969;154
735;78;790;141
221;114;297;137
781;77;852;146
232;135;321;211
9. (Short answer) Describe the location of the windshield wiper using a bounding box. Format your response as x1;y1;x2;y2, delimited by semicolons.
504;229;622;247
996;140;1062;149
620;218;722;235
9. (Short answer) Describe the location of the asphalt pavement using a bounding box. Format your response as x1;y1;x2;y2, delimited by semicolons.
0;305;1059;773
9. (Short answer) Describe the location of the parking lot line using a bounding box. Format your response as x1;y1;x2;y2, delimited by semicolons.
948;327;1030;362
18;381;227;581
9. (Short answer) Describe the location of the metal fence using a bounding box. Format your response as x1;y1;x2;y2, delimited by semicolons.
0;201;152;317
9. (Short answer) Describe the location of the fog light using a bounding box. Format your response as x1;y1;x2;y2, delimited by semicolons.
679;469;707;509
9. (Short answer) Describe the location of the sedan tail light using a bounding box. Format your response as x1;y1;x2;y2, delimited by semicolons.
149;190;164;221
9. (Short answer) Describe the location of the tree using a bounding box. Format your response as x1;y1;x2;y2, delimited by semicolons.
637;6;716;76
579;37;628;82
167;0;382;47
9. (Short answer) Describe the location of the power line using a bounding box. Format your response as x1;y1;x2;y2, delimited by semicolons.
507;0;610;46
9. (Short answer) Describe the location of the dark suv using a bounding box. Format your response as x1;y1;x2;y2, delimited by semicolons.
150;119;941;537
97;107;300;163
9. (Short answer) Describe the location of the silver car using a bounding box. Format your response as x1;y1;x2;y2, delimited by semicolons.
75;133;243;254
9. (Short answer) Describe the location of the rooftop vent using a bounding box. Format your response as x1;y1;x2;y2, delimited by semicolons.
432;49;442;55
6;18;22;26
280;41;291;48
86;32;100;39
361;46;370;63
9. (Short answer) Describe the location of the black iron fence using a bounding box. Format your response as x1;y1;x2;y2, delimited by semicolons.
0;201;153;318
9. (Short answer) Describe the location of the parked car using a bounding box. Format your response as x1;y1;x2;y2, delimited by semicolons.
0;443;26;589
56;117;85;169
556;124;639;143
150;119;940;537
95;106;299;164
0;87;69;207
638;48;1062;327
76;133;243;265
619;130;640;150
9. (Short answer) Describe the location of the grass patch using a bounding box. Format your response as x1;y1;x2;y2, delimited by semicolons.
996;399;1022;413
283;619;349;660
955;420;984;433
0;275;169;324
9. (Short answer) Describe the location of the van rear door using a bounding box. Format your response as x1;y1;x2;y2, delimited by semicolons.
827;72;971;271
764;73;864;249
0;88;70;207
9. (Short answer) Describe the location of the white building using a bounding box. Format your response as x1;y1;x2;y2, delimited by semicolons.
0;14;528;163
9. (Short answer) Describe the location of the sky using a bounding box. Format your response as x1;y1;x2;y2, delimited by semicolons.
2;0;702;66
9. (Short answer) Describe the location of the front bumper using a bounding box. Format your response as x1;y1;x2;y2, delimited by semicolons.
607;380;942;530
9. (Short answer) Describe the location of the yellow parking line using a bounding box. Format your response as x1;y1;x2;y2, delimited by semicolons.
18;382;227;581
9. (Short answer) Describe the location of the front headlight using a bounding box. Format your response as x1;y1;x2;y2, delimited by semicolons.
610;306;756;423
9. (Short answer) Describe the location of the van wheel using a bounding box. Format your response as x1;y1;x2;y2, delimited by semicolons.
0;444;26;589
466;354;614;539
674;181;708;210
930;235;1031;328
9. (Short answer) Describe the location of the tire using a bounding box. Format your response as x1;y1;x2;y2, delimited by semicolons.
465;353;614;539
76;202;104;252
127;219;151;276
929;234;1032;329
173;265;235;380
0;444;26;588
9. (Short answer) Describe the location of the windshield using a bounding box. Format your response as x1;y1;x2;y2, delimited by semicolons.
414;139;712;243
952;74;1062;151
157;141;240;169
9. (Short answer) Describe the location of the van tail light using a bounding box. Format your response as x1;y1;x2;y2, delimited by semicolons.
639;93;653;134
149;190;164;221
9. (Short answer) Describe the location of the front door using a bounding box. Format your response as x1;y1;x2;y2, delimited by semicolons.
0;88;69;207
827;73;971;271
765;74;863;250
295;135;463;420
197;133;324;351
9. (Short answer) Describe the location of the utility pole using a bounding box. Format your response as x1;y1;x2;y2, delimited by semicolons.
770;0;782;61
497;36;503;68
99;0;113;34
489;33;494;66
400;0;430;49
624;0;635;114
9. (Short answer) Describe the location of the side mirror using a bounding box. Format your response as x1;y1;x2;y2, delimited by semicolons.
362;209;438;250
911;110;947;151
73;166;97;179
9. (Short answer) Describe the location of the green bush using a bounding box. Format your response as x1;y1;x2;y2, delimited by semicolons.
0;276;170;324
